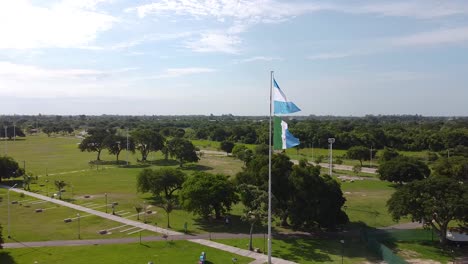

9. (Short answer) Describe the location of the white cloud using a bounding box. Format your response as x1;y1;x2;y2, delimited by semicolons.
358;0;468;19
392;26;468;46
185;33;241;54
150;67;216;79
238;56;282;63
0;0;116;49
307;52;357;60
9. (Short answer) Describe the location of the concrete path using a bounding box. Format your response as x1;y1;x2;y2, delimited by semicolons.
199;150;377;174
3;233;267;249
1;186;297;264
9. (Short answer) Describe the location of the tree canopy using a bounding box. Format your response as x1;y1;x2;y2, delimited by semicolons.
346;146;372;166
180;172;238;219
78;128;112;161
131;128;165;161
220;140;235;154
432;156;468;182
0;156;24;182
137;168;186;199
166;138;199;167
387;177;468;244
378;156;430;184
103;134;135;162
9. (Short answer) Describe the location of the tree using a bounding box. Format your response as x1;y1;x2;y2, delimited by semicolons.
180;172;238;219
135;204;143;220
220;141;235;155
131;129;165;161
232;145;253;165
161;198;177;228
0;224;4;249
387;177;468;244
238;184;267;251
137;168;186;199
379;147;399;162
23;174;32;191
432;156;468;182
0;125;26;139
346;146;370;167
54;180;67;199
378;156;430;184
352;165;362;175
78;128;111;161
0;156;24;183
104;135;135;162
288;162;348;229
166;138;199;167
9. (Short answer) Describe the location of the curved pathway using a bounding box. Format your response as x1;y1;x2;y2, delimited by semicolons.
1;185;296;264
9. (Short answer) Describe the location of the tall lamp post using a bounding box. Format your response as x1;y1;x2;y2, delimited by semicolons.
328;138;335;177
8;183;18;238
340;239;345;264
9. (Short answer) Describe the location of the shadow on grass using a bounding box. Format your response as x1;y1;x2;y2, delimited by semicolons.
119;164;151;169
180;164;213;172
369;228;466;260
193;215;266;234
148;159;179;166
0;252;16;264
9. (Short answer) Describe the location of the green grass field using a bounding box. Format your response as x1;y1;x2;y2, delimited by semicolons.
216;237;380;264
0;240;254;264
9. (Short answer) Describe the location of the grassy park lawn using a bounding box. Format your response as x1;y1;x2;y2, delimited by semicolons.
374;229;467;263
340;180;399;228
0;240;254;264
216;237;379;264
0;189;156;242
2;135;401;239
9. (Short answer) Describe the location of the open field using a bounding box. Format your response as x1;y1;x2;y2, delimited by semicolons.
0;240;254;264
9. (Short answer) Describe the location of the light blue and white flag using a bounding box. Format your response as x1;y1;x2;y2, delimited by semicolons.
273;79;301;114
274;117;300;150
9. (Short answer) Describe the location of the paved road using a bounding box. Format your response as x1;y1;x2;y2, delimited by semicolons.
199;150;377;174
1;186;296;264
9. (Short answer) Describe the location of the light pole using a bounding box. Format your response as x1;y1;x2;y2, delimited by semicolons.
8;183;18;238
4;125;7;155
126;128;129;166
328;138;335;177
77;213;81;239
340;239;345;264
105;193;108;213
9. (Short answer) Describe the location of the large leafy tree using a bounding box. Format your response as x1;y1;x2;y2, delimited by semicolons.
232;145;253;165
104;134;135;162
180;172;238;219
432;156;468;182
78;128;112;161
346;146;373;167
387;177;468;244
238;184;267;251
0;125;26;139
166;138;199;167
137;168;186;199
378;156;430;184
0;156;24;183
220;140;235;155
288;162;348;229
131;129;165;161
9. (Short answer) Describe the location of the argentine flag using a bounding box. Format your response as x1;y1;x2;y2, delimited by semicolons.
274;116;300;150
273;79;301;114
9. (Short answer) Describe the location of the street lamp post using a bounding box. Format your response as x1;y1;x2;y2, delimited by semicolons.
340;240;345;264
77;213;81;239
8;184;18;238
328;138;335;177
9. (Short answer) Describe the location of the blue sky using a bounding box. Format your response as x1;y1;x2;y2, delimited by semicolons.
1;0;468;116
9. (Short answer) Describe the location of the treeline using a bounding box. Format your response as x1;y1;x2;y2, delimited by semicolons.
1;115;467;152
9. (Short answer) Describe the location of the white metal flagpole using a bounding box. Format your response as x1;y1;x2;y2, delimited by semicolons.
268;70;273;264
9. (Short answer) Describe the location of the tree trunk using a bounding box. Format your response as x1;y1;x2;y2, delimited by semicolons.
359;160;362;167
281;213;289;226
215;208;222;219
97;149;102;161
167;212;171;228
249;222;255;251
116;151;120;162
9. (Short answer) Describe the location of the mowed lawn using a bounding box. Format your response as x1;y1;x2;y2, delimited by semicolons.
0;241;254;264
216;237;380;264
